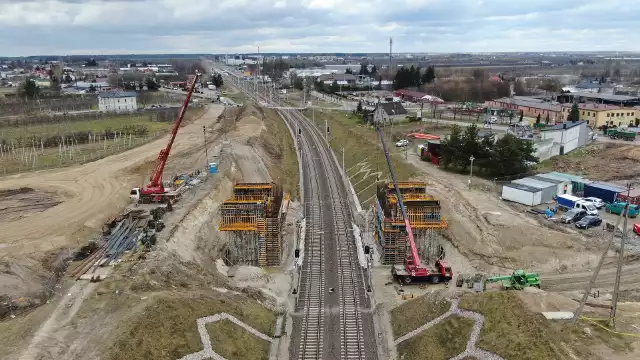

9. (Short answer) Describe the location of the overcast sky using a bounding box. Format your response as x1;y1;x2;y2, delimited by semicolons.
1;0;638;56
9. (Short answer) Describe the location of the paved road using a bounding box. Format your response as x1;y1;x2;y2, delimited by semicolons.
226;73;378;360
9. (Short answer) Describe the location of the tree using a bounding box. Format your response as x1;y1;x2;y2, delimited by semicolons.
536;113;541;124
64;74;73;83
370;65;377;75
85;58;98;67
345;68;353;75
538;78;561;92
145;77;159;91
356;101;363;113
489;134;533;177
440;125;464;168
359;63;370;76
88;84;96;93
568;103;580;122
545;113;550;124
329;80;339;93
508;111;514;125
519;111;524;123
20;78;40;99
459;124;485;170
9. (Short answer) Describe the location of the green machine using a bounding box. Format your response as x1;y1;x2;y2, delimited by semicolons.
485;269;541;290
608;129;637;141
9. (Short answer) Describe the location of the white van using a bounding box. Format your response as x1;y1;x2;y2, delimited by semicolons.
574;201;598;216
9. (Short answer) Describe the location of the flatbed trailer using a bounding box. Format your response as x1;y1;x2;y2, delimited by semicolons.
391;260;453;285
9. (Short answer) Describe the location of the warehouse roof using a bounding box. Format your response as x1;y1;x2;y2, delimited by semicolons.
98;91;137;98
562;92;640;102
540;120;586;131
503;183;540;193
378;102;408;116
587;182;625;193
513;178;556;189
529;175;563;184
492;97;561;112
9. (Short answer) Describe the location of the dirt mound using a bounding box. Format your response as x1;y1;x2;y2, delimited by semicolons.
548;143;640;181
516;288;579;313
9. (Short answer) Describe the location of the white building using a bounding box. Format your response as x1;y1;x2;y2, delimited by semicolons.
539;120;588;155
98;91;137;112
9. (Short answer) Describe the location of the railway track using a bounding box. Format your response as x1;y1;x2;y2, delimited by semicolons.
226;75;377;359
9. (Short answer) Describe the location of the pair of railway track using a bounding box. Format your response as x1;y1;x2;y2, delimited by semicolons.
225;75;375;359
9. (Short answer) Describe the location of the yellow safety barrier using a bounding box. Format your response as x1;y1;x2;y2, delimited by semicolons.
579;316;640;338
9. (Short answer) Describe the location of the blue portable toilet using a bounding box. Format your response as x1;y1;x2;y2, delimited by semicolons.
209;162;218;174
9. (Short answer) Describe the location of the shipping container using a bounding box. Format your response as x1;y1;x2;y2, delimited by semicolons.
512;178;557;203
533;173;573;195
502;183;543;206
547;172;591;195
584;182;625;203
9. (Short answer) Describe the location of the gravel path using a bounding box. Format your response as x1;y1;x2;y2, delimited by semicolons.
177;313;274;360
394;297;505;360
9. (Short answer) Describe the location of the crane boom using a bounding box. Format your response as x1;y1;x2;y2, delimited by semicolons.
146;73;200;191
376;126;423;270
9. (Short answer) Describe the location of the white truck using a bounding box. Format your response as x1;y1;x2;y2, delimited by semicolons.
207;84;216;90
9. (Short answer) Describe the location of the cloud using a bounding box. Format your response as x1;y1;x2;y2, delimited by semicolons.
0;0;638;56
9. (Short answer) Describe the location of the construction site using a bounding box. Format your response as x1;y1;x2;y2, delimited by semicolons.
374;181;448;265
219;182;290;266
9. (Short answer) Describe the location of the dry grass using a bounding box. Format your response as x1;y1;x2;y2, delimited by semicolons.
256;106;300;200
537;142;640;181
396;316;474;360
207;319;271;360
458;291;635;360
302;109;419;204
390;293;451;338
106;291;277;360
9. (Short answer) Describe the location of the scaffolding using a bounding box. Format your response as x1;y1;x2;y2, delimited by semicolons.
374;181;448;265
219;182;286;267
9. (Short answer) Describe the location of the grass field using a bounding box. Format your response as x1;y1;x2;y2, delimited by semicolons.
207;319;271;360
458;291;634;360
302;109;419;204
0;114;171;140
396;316;474;360
257;106;300;200
0;107;205;175
107;292;277;360
390;293;451;338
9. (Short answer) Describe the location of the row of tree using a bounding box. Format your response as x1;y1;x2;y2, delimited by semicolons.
440;124;538;177
345;64;378;76
393;65;436;90
1;125;150;149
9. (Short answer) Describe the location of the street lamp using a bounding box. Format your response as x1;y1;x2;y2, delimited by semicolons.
203;125;209;168
468;155;475;189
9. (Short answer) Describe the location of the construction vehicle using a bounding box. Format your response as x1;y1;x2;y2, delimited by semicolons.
485;269;541;290
130;72;200;203
608;128;637;141
376;126;453;285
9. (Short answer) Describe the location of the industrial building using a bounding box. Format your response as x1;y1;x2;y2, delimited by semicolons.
538;120;589;155
98;91;137;112
511;178;557;203
559;103;637;127
219;182;289;267
501;183;544;206
374;182;447;265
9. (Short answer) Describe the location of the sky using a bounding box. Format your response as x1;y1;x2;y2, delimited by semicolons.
0;0;639;56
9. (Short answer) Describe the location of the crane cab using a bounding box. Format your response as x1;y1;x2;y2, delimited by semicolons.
130;188;141;202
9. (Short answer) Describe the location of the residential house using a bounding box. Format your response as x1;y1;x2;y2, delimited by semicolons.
539;120;589;155
560;103;637;127
373;102;408;125
98;91;138;112
394;89;427;102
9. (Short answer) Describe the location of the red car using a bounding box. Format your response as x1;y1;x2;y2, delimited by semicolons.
634;223;640;236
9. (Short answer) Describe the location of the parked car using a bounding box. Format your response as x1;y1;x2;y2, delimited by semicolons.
561;209;587;224
634;223;640;236
583;197;605;209
575;215;603;229
395;139;409;147
605;202;640;218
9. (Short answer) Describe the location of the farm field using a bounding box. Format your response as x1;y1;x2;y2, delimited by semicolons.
0;107;205;175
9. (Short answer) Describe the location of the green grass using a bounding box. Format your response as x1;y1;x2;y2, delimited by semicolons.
397;316;475;360
107;292;277;360
0;114;170;140
457;291;633;360
257;106;300;200
390;293;451;338
303;109;419;204
207;319;271;360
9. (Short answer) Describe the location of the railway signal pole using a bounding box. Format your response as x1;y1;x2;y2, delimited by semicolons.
610;182;634;328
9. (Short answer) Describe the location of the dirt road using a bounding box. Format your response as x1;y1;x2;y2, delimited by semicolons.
0;105;224;255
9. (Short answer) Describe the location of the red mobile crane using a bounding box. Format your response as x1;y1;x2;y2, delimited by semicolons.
376;126;453;285
130;72;201;203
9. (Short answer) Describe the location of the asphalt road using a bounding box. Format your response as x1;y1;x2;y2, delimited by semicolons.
226;73;378;359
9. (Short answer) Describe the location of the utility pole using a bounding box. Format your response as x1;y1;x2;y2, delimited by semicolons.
468;155;475;189
325;119;328;141
342;147;345;172
203;125;209;167
610;182;633;328
572;196;629;324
